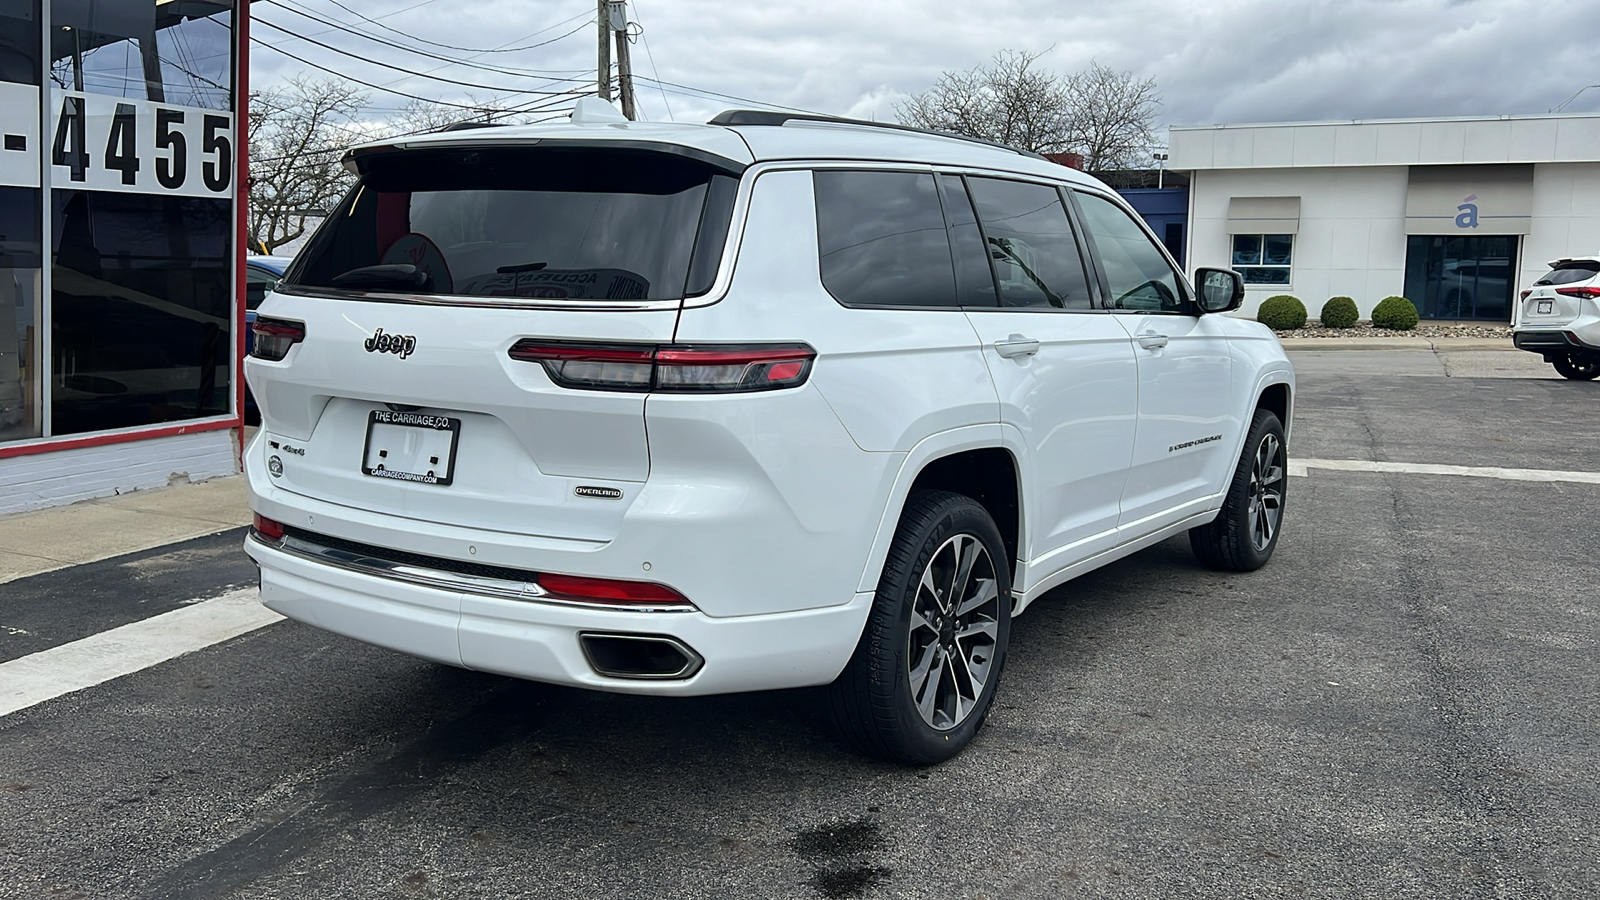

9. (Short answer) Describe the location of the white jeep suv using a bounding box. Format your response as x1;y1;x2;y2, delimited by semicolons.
1512;256;1600;380
244;102;1295;764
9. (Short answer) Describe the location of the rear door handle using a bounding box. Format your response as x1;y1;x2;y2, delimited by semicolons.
1137;332;1169;350
993;335;1040;358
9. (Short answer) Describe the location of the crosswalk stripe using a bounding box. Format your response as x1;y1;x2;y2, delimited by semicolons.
1289;458;1600;485
0;589;282;718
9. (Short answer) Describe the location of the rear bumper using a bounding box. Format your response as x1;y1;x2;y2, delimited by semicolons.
245;532;872;696
1513;328;1600;357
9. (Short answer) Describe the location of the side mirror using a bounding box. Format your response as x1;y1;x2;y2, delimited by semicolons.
1194;267;1244;314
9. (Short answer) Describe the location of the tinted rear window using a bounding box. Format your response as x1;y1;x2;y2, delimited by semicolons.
814;170;958;308
1535;261;1600;286
287;147;737;301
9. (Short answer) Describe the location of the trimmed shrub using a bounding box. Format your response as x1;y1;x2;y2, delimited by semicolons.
1257;294;1307;331
1371;295;1420;331
1319;296;1359;329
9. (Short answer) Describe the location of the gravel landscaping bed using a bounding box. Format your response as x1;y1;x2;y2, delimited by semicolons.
1282;321;1512;340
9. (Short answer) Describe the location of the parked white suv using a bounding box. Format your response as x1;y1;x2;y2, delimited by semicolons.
1512;256;1600;380
244;101;1295;764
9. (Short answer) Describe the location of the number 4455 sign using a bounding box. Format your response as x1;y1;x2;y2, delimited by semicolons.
50;91;234;199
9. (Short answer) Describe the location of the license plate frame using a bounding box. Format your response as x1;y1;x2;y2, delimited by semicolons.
361;410;461;486
1536;299;1554;314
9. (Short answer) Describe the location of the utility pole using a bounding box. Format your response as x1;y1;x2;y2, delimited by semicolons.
609;1;636;120
596;0;611;101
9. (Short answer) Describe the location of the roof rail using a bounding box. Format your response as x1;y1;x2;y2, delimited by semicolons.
707;109;1047;161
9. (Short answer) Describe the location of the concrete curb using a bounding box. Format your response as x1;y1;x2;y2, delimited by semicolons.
1279;337;1517;352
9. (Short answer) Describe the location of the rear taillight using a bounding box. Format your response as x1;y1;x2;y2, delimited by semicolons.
251;317;306;361
508;341;815;393
253;513;286;542
1520;289;1532;300
537;572;690;607
1555;286;1600;299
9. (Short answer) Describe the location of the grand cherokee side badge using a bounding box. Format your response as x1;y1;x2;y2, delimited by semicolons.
365;328;417;359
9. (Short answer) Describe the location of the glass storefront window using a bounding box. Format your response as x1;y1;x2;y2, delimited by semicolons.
0;187;41;440
50;190;231;434
1;0;43;442
1403;234;1518;321
37;0;236;439
49;0;230;108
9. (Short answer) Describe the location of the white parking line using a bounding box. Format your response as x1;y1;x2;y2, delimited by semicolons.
1290;458;1600;485
0;589;281;718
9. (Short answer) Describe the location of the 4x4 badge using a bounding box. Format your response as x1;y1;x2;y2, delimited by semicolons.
364;328;417;359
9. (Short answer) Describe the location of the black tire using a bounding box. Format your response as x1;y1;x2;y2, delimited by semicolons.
1552;353;1600;381
1190;409;1287;572
826;489;1012;765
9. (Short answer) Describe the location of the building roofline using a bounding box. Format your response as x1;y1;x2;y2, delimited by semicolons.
1170;112;1600;132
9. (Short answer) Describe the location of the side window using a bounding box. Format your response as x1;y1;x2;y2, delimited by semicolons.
1074;191;1187;312
936;174;997;307
245;267;279;310
966;177;1093;310
814;170;958;308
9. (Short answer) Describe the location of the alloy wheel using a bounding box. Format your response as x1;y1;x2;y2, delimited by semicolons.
1248;432;1285;551
906;533;1003;730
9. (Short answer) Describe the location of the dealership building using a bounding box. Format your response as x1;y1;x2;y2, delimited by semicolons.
1169;113;1600;321
0;0;246;513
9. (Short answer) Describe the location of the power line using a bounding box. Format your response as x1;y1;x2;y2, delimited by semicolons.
631;76;825;116
302;0;596;55
262;0;596;83
250;36;571;109
629;13;672;121
252;17;590;95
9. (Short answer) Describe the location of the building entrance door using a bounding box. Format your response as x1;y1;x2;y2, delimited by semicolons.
1403;235;1519;321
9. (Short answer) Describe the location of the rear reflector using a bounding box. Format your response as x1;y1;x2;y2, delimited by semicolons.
538;572;689;607
251;318;306;361
1555;286;1600;299
253;513;286;541
509;341;815;393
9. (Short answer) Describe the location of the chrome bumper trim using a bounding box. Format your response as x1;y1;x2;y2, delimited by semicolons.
248;531;696;613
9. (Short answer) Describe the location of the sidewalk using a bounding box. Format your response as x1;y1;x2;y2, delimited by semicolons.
1279;336;1515;351
0;476;251;585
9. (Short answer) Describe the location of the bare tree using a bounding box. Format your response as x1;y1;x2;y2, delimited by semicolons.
247;76;368;254
896;50;1071;154
897;53;1161;171
1065;62;1161;171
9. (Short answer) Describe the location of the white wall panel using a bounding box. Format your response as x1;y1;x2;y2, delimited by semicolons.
1417;121;1469;163
1292;127;1336;167
0;429;238;514
1332;125;1380;166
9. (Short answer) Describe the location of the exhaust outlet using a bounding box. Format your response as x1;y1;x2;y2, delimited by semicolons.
579;632;704;680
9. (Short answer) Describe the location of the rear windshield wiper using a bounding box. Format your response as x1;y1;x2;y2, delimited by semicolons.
330;264;433;290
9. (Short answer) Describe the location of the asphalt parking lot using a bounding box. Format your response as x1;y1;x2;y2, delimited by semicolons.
1;349;1597;899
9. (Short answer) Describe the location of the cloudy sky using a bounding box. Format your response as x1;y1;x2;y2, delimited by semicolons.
246;0;1600;136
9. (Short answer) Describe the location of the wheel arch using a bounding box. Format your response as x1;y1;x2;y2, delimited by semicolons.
855;426;1027;598
1257;380;1292;435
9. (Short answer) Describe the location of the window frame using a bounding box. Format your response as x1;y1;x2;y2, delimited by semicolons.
1230;232;1294;287
1067;187;1196;316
